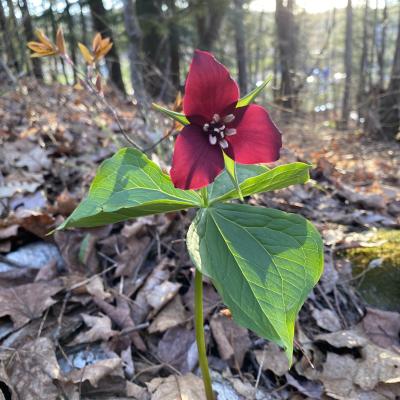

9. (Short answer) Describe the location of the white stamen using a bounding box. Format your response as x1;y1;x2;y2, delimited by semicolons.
213;127;220;133
225;128;237;136
220;124;225;130
219;139;229;149
203;123;209;132
223;114;235;123
219;131;225;138
212;113;221;123
209;134;217;145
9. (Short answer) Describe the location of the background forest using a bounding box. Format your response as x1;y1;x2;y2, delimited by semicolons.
0;1;400;400
1;0;400;138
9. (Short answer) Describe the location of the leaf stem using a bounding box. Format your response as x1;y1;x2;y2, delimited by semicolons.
200;187;209;207
194;269;215;400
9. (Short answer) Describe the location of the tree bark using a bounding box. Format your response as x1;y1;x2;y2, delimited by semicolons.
64;0;78;83
357;0;369;125
339;0;352;130
122;0;148;106
0;0;18;70
168;0;180;92
136;0;167;98
191;0;229;51
79;0;88;45
377;0;387;90
87;0;126;94
18;0;43;79
7;0;26;73
275;0;297;115
233;0;248;94
377;7;400;139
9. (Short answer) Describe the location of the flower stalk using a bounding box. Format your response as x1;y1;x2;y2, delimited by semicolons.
194;269;215;400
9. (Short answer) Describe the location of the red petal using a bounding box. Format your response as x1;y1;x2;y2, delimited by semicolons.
183;50;239;124
170;124;224;190
225;105;282;164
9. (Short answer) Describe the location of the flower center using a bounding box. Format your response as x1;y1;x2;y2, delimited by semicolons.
203;113;236;149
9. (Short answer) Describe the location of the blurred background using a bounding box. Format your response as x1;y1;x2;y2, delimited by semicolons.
1;0;400;139
1;2;400;399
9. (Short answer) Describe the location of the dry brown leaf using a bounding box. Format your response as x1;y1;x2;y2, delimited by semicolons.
362;307;400;350
254;342;290;376
86;275;111;300
157;326;197;373
67;358;122;387
0;224;18;240
94;296;146;351
115;235;152;277
147;373;206;400
145;280;181;315
0;280;63;329
210;314;251;369
299;330;400;399
69;313;117;345
126;381;149;399
312;308;342;332
6;337;61;400
148;295;188;334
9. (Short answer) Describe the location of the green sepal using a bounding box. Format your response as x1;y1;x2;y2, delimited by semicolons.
236;77;272;108
152;103;190;126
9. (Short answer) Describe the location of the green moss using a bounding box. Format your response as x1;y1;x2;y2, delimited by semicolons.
341;229;400;311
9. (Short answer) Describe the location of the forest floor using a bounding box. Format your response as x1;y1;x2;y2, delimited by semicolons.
0;80;399;400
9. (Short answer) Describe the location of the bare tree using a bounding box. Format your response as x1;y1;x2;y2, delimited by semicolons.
275;0;298;115
357;0;369;124
339;0;352;130
377;0;387;90
18;0;43;79
377;6;400;139
233;0;248;94
191;0;229;51
87;0;126;94
168;0;180;92
122;0;147;106
64;0;78;83
0;0;18;70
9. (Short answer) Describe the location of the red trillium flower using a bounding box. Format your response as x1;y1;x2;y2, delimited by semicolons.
170;50;282;190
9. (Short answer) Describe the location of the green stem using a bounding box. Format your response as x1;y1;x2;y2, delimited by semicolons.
194;269;215;400
200;187;209;207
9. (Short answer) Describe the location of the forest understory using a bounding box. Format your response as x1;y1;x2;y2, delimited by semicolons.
0;80;399;400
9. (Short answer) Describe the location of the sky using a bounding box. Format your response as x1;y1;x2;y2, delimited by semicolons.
250;0;389;14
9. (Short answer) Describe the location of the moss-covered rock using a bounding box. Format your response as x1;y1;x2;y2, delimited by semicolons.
341;229;400;311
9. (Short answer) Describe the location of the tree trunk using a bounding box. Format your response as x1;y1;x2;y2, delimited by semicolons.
122;0;148;106
87;0;126;94
64;0;78;83
377;7;400;139
233;0;248;94
191;0;229;51
275;0;297;115
168;0;180;92
377;0;387;90
0;0;18;70
18;0;43;79
136;0;167;98
357;0;369;125
7;0;26;73
339;0;352;130
79;0;88;45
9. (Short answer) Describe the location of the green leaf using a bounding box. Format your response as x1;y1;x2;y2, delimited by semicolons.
59;148;202;229
209;162;311;204
152;103;189;126
222;152;244;202
236;77;272;108
187;203;323;362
